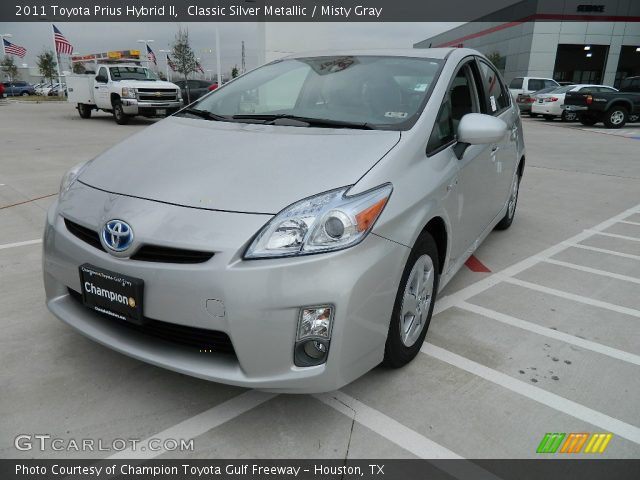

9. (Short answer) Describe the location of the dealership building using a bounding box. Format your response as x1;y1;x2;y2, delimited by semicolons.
414;0;640;87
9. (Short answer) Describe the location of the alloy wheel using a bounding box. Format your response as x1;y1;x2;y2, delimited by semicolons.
399;255;435;347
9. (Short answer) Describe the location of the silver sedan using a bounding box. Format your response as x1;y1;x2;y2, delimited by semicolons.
43;48;525;393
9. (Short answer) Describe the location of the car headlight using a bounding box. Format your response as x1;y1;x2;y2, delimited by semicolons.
121;87;136;99
244;183;392;259
59;161;88;196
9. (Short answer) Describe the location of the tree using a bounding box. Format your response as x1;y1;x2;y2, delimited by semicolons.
37;49;57;85
171;27;198;103
72;62;86;74
231;65;239;78
1;56;19;81
486;51;505;73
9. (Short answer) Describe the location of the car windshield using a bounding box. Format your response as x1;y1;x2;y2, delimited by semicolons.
190;56;443;130
109;66;158;81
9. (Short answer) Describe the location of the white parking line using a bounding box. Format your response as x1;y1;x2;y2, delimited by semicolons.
588;230;640;243
108;391;277;460
565;243;640;261
421;343;640;444
458;301;640;366
0;239;42;250
315;391;463;459
542;257;640;285
502;276;640;319
619;220;640;227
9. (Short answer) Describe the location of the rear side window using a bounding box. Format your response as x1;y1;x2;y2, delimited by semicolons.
477;60;509;114
510;78;523;89
527;79;544;91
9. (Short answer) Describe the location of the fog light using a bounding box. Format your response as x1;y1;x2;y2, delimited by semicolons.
297;306;333;341
295;306;334;367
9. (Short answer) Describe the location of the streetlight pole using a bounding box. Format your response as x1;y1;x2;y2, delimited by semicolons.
137;39;154;69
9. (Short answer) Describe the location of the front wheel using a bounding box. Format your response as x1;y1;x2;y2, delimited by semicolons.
21;91;29;97
384;233;439;368
603;106;628;129
113;102;130;125
495;171;520;231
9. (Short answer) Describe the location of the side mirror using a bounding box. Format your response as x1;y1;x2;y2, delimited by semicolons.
95;75;107;84
454;113;508;159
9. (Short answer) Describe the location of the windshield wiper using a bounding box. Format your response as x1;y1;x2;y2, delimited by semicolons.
178;107;231;122
231;114;374;130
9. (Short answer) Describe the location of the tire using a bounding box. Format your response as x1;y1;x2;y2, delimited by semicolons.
77;103;92;119
113;102;130;125
629;114;639;123
21;91;29;97
561;110;577;122
602;106;628;129
383;232;440;368
495;169;521;231
543;115;555;121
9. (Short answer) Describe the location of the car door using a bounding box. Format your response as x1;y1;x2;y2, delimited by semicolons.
94;67;110;108
426;60;496;261
476;58;519;216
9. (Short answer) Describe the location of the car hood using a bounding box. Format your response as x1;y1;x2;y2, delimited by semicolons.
79;116;401;214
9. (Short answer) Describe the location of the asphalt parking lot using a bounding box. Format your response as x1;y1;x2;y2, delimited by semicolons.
1;101;639;460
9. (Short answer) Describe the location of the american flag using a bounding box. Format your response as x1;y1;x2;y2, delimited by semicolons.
196;61;204;74
166;54;176;72
146;44;157;65
3;38;27;58
53;25;73;55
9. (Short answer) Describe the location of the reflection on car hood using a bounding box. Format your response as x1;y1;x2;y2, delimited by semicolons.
79;116;401;214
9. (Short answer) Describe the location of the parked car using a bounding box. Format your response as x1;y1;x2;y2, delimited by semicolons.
532;84;618;121
509;77;559;99
173;79;216;103
44;48;525;393
48;84;68;97
515;86;560;117
36;83;58;96
2;81;35;96
564;76;640;128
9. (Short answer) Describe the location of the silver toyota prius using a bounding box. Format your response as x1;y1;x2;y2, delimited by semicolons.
44;48;525;393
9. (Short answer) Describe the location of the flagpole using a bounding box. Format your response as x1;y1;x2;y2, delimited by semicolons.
51;25;63;97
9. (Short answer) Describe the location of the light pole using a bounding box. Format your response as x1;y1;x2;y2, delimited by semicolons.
159;48;171;80
215;26;222;86
137;39;154;69
0;33;13;58
206;70;213;81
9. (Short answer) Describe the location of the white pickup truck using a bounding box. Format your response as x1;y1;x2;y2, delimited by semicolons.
66;64;183;124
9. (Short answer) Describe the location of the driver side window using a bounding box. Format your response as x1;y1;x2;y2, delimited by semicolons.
97;67;108;81
427;63;478;155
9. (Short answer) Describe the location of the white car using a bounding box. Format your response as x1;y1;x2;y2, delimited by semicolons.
509;77;559;99
532;84;618;121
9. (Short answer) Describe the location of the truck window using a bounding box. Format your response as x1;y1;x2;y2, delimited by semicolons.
98;67;108;80
509;78;523;89
527;79;545;91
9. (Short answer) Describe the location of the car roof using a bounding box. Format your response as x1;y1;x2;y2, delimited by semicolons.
282;48;459;61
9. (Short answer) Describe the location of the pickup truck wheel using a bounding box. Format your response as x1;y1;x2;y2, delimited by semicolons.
77;103;92;119
384;232;439;368
603;106;628;129
579;116;598;126
113;102;130;125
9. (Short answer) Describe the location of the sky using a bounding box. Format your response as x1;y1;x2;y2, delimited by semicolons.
0;22;463;76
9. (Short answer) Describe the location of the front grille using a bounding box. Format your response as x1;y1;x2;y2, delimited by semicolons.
63;218;214;264
137;88;178;102
68;288;236;355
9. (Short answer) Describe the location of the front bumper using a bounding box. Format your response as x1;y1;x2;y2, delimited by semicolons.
120;98;183;116
43;182;409;393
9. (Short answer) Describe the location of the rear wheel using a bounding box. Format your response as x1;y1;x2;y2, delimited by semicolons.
77;103;92;119
561;110;577;122
384;232;439;368
603;106;628;129
113;102;130;125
